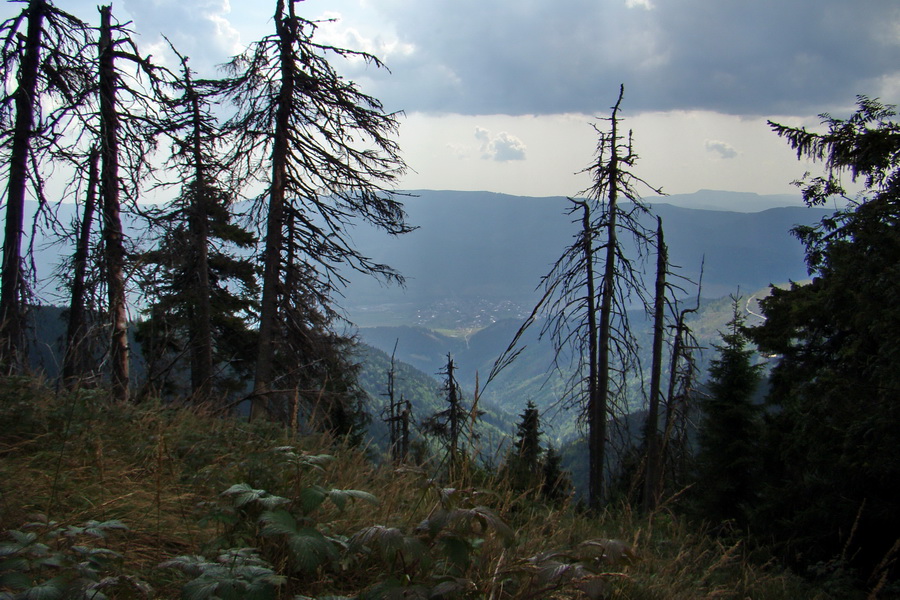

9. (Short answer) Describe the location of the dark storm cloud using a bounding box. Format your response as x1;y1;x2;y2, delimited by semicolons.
363;0;900;117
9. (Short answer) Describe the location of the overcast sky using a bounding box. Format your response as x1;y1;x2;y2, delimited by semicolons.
8;0;900;198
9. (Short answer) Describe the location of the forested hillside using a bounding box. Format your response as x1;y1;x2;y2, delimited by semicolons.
1;0;897;598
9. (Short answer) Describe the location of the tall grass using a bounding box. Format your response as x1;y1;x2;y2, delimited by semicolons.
0;376;836;599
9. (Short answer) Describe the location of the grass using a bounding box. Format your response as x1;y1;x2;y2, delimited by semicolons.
0;375;836;599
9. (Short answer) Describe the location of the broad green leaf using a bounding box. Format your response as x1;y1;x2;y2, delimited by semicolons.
222;483;265;507
328;489;377;512
8;531;37;546
430;578;469;597
299;485;328;515
260;509;298;537
287;528;332;573
440;537;470;569
256;494;290;509
183;577;222;600
22;576;67;600
350;525;404;552
0;570;31;589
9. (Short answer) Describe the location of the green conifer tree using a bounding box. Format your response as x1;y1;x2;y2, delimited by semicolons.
748;97;900;584
136;182;258;399
505;401;544;491
541;444;573;502
694;295;761;526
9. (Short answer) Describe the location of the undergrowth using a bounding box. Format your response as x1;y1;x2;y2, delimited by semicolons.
0;376;836;599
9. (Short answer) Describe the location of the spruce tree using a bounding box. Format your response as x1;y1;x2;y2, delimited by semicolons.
136;181;258;400
748;97;900;582
541;445;573;502
694;295;761;526
505;401;544;491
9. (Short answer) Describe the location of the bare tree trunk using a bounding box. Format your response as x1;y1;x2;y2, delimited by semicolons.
252;0;296;420
0;0;45;372
400;398;411;462
642;217;667;511
579;200;601;509
186;75;213;400
661;287;700;489
63;146;99;385
385;341;400;461
590;89;625;510
98;5;129;402
447;355;460;460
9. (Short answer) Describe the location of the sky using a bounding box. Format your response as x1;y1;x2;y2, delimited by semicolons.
6;0;900;199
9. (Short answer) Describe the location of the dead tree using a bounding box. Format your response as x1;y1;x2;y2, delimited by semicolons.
642;217;667;511
221;0;411;421
61;146;99;384
0;0;92;371
489;85;662;509
87;5;167;400
659;278;702;491
96;5;130;400
423;354;480;473
382;340;408;461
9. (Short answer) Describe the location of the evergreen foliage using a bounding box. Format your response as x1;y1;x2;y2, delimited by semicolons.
503;401;575;502
541;444;573;502
748;97;900;588
505;401;544;491
136;181;258;400
693;295;761;527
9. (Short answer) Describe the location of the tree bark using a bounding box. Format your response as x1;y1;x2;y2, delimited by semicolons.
0;0;45;371
580;200;601;509
252;0;295;420
63;146;99;385
98;5;129;402
642;217;667;511
185;72;214;400
590;89;624;510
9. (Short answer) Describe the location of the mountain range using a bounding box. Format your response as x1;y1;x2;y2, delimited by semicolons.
339;190;830;328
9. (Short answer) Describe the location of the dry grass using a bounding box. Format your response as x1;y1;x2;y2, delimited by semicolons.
0;377;836;599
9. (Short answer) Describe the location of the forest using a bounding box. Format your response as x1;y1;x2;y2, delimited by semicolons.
1;0;898;598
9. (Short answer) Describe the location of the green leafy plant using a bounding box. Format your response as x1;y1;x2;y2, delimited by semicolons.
348;480;516;599
0;517;150;600
160;548;284;600
192;464;378;595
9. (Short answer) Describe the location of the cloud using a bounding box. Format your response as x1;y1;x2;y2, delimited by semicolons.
312;11;415;67
705;139;738;159
475;128;527;161
27;0;899;123
363;0;900;117
121;0;242;73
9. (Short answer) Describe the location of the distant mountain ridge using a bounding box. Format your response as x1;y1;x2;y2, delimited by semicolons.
340;189;830;325
649;189;805;212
